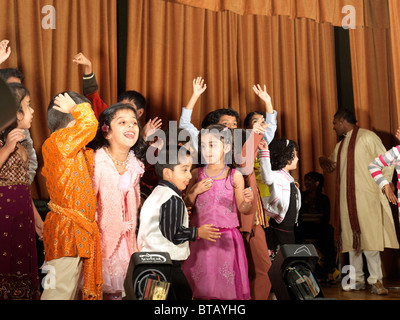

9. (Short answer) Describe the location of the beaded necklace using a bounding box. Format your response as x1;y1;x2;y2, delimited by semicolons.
204;164;227;180
104;147;131;168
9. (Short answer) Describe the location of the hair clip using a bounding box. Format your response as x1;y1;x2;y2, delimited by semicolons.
102;123;110;133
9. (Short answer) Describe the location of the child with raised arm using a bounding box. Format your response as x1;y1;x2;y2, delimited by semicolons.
179;78;277;151
258;138;301;256
87;103;146;300
0;83;43;300
236;119;273;300
73;52;162;138
41;92;102;300
137;144;220;300
183;125;253;300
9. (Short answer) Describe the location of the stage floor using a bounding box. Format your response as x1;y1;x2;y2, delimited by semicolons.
320;278;400;300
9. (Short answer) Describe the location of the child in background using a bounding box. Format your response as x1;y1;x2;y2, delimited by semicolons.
243;85;278;202
0;83;43;300
41;92;102;300
137;145;220;300
183;125;253;300
87;103;146;300
258;138;301;256
236;120;272;300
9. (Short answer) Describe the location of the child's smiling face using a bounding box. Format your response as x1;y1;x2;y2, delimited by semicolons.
106;108;139;149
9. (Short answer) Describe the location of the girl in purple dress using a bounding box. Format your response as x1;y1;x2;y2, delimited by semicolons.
0;84;43;300
183;124;253;300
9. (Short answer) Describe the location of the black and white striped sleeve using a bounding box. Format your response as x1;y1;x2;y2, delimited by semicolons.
159;195;197;245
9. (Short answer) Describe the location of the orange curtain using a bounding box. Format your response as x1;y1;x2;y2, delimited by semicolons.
0;0;118;199
168;0;389;28
388;0;400;128
349;27;397;146
125;0;338;196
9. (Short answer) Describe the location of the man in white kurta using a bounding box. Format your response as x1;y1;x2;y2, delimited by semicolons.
320;109;399;295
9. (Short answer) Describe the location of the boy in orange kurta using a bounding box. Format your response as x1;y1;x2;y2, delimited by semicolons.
41;92;102;300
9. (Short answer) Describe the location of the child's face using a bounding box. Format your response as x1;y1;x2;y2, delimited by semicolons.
164;155;193;191
218;115;238;129
17;95;34;130
120;98;144;119
304;175;318;191
200;133;228;165
106;109;139;150
250;114;266;128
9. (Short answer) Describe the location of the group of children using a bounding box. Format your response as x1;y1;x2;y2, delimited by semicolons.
0;41;311;301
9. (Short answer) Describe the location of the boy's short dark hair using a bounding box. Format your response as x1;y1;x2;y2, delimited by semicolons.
334;108;357;125
118;90;146;111
47;91;92;133
201;108;240;128
0;68;25;83
154;144;191;179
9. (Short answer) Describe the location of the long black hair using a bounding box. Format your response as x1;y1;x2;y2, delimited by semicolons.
0;83;30;143
87;103;147;163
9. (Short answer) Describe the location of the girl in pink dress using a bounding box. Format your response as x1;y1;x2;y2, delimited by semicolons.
88;103;147;300
183;124;253;300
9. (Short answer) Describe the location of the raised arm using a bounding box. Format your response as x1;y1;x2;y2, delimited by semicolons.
253;84;277;144
53;93;98;156
0;40;11;65
179;77;207;151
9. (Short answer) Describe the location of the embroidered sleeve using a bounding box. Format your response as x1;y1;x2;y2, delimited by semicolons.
55;103;98;158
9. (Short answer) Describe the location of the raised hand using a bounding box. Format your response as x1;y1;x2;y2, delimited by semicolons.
53;93;77;114
193;77;207;97
253;84;272;106
73;52;93;74
0;40;11;65
143;117;162;139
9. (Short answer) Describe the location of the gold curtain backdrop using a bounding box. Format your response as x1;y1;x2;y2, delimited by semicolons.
126;0;338;184
168;0;390;28
0;0;398;217
0;0;118;199
125;0;400;276
0;0;399;277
